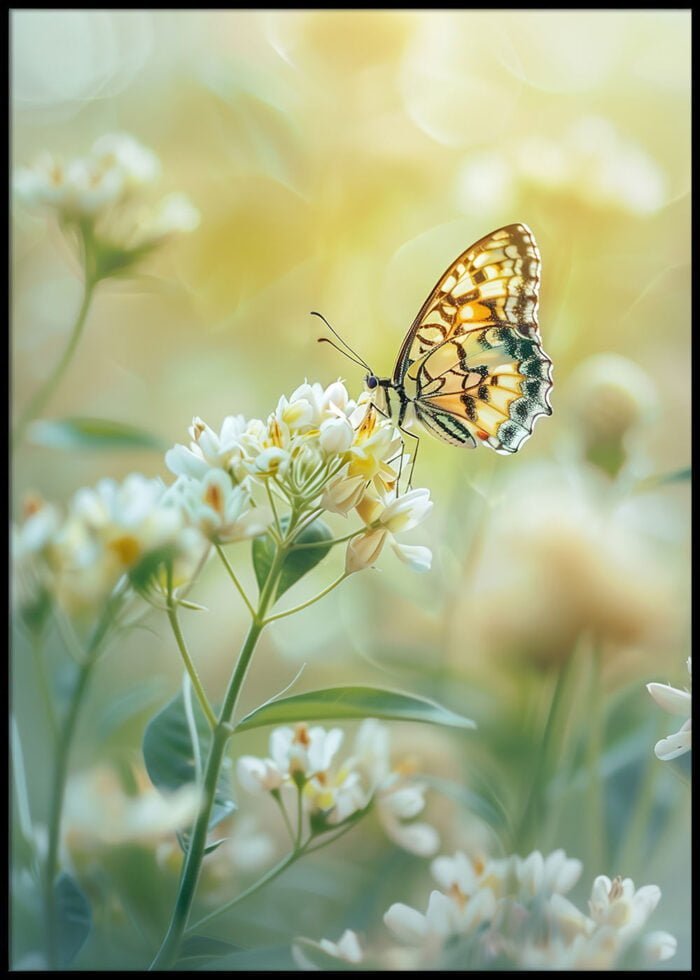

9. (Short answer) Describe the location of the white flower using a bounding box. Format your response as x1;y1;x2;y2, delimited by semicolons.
13;152;124;217
165;415;248;480
91;132;161;189
347;488;433;575
588;875;661;940
515;849;583;898
319;929;363;964
647;659;692;761
269;723;344;781
319;415;354;454
641;930;677;962
292;929;363;970
390;541;432;572
349;721;439;855
345;401;402;484
172;470;271;543
384;886;497;946
252;446;291;478
305;766;367;825
236;756;285;795
372;488;433;535
377;781;439;856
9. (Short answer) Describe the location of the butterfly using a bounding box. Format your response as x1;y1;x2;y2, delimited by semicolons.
316;223;552;473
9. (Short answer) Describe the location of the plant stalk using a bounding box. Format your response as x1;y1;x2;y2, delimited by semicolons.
149;545;285;970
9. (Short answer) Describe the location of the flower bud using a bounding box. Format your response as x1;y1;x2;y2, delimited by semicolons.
321;475;366;515
345;529;387;574
319;416;354;454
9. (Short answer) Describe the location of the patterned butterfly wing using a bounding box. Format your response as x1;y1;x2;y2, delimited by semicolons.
395;224;552;454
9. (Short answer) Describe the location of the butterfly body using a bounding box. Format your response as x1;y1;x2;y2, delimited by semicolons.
366;223;553;456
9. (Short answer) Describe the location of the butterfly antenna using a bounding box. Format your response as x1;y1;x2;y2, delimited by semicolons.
310;311;372;372
317;337;369;371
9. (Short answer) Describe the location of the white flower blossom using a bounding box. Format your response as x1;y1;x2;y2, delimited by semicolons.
647;658;692;761
292;929;363;970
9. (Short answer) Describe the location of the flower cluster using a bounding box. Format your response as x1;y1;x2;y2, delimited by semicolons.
297;849;676;970
238;719;439;855
14;133;199;276
13;382;433;636
647;657;691;761
12;475;204;626
166;380;433;575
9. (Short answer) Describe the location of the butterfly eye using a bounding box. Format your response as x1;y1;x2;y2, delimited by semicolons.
366;375;379;390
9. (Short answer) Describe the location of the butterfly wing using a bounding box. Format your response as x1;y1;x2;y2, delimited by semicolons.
395;224;552;454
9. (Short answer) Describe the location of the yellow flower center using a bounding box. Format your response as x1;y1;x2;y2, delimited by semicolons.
109;534;142;567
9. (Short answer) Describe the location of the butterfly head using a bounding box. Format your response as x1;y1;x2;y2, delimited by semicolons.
365;373;379;391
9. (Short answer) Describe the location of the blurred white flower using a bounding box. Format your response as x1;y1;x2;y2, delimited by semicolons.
63;765;200;848
91;132;161;189
587;875;661;940
377;850;675;969
647;658;692;761
12;473;206;620
292;929;363;970
236;756;285;795
348;720;439;855
13;133;198;278
384;886;497;946
515;115;667;215
641;930;678;962
515;848;582;899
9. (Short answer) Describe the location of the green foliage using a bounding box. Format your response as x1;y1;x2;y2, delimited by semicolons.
253;517;333;598
28;417;166;451
235;685;476;733
54;873;92;968
142;691;235;830
175;936;245;970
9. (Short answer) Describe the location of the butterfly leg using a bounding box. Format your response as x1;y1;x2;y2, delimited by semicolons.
398;425;421;493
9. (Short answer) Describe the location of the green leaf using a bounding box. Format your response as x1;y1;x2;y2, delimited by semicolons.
98;678;165;740
252;517;333;598
176;936;244;970
143;692;235;830
28;417;166;452
235;685;476;733
54;873;92;968
417;773;510;835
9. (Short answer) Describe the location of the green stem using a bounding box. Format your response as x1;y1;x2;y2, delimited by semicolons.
517;658;571;850
31;634;57;738
264;573;348;624
149;545;286;971
44;650;98;969
586;639;605;873
166;597;217;731
44;591;123;968
187;846;307;934
215;544;255;617
13;271;97;450
272;790;296;845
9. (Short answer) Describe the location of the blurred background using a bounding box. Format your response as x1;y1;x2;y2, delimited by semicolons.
11;10;691;970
